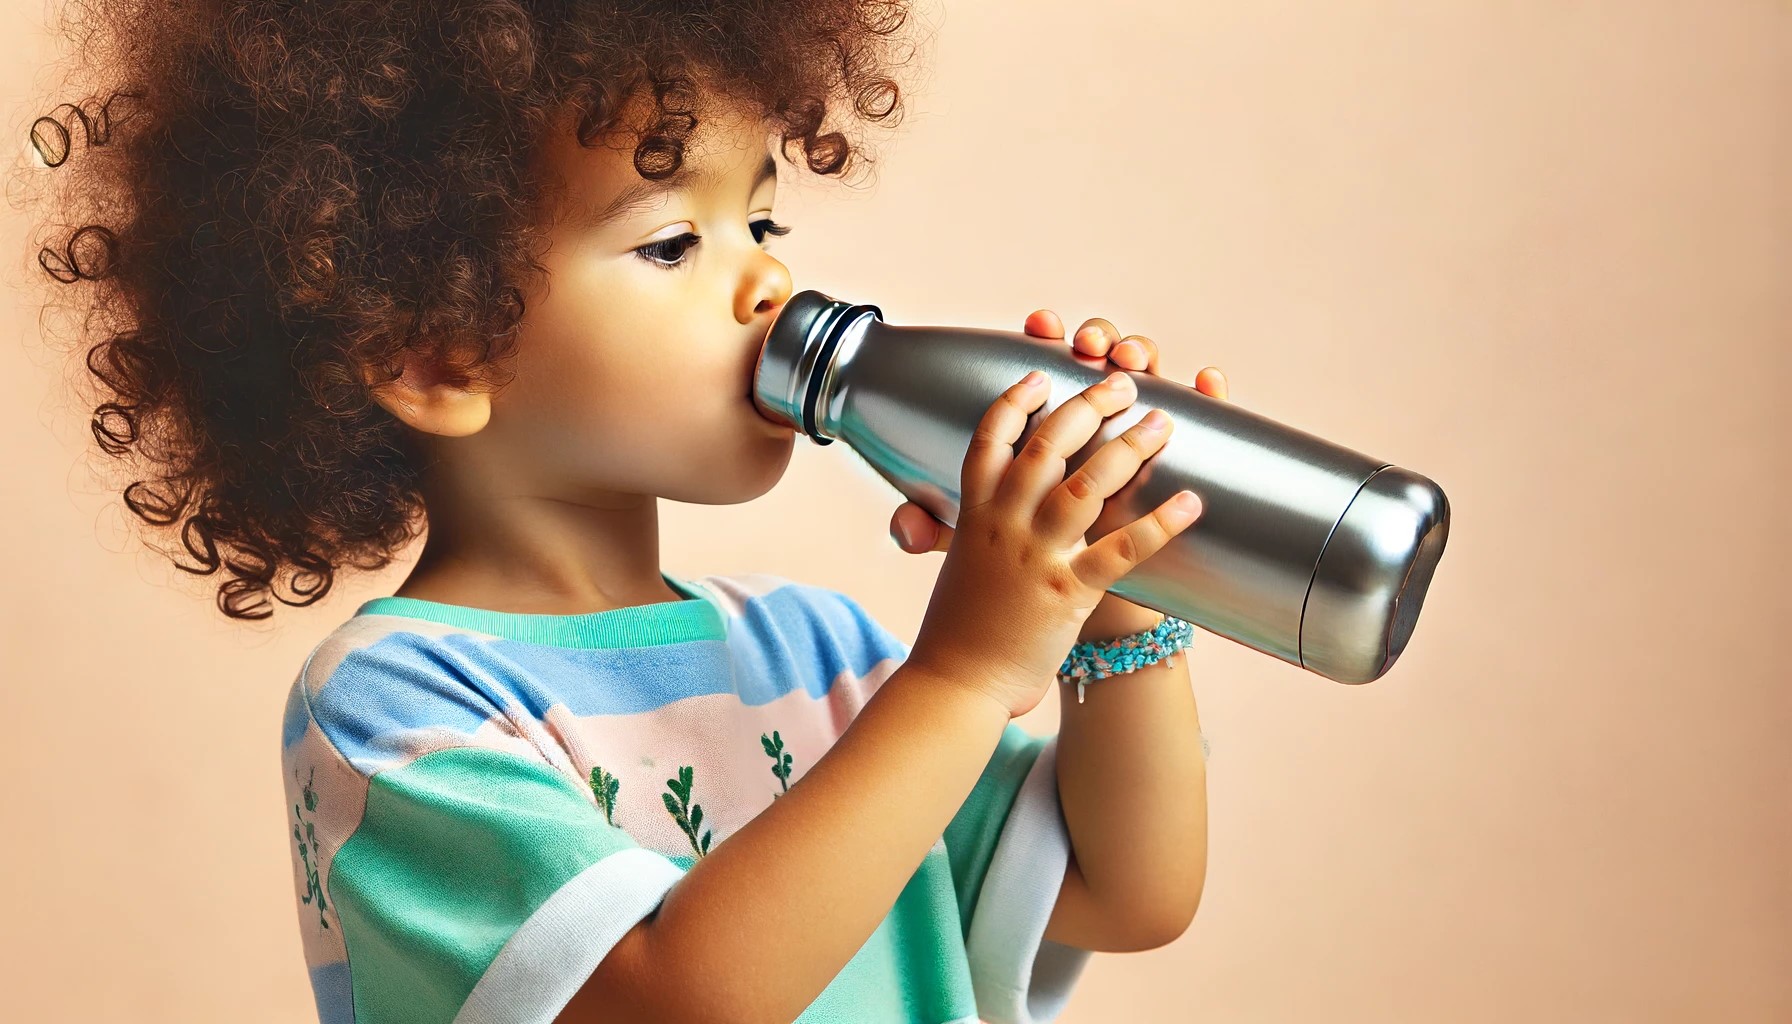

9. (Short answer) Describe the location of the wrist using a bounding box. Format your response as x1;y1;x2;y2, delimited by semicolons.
894;651;1026;723
1078;594;1165;642
1061;605;1195;704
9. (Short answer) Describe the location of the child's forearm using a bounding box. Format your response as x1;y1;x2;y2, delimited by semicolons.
563;660;1011;1024
1048;598;1208;951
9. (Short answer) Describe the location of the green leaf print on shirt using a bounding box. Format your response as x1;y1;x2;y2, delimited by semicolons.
662;765;712;858
589;765;621;826
291;766;330;930
761;730;794;798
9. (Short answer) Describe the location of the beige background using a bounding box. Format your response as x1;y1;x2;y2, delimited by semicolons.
3;1;1787;1021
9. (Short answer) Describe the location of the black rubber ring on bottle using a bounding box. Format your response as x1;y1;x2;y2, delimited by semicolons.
801;303;879;446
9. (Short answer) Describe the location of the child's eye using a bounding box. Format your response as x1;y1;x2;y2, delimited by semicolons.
634;232;701;270
632;219;793;270
751;218;792;245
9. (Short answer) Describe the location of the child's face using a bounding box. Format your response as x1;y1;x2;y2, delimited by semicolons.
485;92;799;506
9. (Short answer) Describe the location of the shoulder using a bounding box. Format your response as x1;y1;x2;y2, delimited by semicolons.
278;613;544;777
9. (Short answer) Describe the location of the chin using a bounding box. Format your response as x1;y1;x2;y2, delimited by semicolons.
748;433;796;492
677;434;795;506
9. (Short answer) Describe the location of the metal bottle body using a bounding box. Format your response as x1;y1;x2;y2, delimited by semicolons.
752;290;1451;684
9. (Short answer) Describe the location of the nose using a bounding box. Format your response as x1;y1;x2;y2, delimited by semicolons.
737;249;793;326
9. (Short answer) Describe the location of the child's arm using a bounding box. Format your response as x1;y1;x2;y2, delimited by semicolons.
558;659;1011;1024
1044;596;1209;953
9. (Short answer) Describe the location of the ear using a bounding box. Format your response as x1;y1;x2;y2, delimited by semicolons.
366;350;493;438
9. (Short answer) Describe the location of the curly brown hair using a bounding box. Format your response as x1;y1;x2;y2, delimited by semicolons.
21;0;921;622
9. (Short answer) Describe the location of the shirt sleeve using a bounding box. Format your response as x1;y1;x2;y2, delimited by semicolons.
326;744;686;1024
285;631;688;1024
944;723;1093;1024
827;588;1094;1024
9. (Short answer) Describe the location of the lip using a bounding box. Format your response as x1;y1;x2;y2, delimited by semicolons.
752;397;794;434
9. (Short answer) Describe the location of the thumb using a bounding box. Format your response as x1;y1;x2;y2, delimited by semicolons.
890;502;953;553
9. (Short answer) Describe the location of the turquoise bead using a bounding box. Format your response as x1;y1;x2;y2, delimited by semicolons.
1057;615;1195;702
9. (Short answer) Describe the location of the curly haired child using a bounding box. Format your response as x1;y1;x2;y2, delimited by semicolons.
27;2;1220;1021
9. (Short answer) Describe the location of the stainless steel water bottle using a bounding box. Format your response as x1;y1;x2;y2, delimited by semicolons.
751;289;1451;684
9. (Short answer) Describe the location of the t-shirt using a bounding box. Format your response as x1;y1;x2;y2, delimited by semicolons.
279;570;1094;1024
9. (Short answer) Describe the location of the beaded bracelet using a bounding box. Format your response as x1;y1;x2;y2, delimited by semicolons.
1056;614;1196;703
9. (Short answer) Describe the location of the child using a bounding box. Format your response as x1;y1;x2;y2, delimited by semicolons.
32;2;1217;1021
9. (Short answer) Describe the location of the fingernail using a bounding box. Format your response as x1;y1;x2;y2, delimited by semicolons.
893;519;915;548
1106;371;1129;388
1141;409;1169;431
1173;490;1202;514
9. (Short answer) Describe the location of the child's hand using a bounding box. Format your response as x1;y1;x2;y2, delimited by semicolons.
889;311;1229;555
901;327;1210;719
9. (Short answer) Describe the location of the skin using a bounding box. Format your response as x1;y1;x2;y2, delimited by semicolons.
367;80;1222;1019
368;89;800;614
889;321;1228;555
890;320;1228;950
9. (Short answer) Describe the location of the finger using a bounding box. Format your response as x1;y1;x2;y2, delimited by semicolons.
891;502;953;553
1112;334;1158;374
1195;366;1228;401
1070;488;1204;592
1024;309;1064;339
889;503;928;551
1033;406;1173;544
995;368;1140;515
1072;317;1119;357
961;370;1055;512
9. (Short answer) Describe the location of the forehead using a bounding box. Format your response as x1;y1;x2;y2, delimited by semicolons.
538;93;778;228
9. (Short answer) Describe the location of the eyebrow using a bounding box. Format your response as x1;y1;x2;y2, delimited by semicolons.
591;153;779;225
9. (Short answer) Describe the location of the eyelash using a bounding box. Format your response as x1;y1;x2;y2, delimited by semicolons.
634;219;793;270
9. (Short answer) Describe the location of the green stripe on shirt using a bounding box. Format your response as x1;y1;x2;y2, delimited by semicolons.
328;746;647;1024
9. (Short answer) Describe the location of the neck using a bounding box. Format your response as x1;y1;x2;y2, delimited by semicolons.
394;450;676;615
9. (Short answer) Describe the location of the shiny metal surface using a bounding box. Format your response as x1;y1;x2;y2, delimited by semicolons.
1301;466;1450;681
753;289;1451;684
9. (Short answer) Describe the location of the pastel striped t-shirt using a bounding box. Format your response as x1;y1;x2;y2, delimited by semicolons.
279;570;1093;1023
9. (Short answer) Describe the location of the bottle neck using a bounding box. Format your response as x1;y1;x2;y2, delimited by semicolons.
799;303;880;446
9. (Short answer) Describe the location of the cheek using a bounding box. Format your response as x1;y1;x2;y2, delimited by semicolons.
498;266;758;454
505;274;663;413
497;335;739;460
